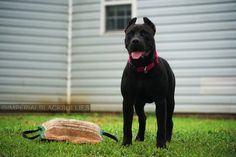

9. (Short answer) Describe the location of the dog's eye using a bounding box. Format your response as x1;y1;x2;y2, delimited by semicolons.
140;30;148;37
126;31;134;40
127;31;134;37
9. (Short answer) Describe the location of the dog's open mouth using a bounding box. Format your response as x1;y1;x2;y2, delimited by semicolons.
130;51;145;60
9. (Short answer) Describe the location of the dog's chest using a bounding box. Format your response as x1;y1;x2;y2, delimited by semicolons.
121;65;168;102
133;74;163;102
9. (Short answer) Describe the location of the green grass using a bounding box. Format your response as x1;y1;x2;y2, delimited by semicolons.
0;113;235;157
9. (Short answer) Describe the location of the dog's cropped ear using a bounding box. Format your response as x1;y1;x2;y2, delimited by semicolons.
124;17;137;32
143;17;156;34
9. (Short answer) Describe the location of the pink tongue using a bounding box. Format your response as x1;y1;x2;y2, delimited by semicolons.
131;51;144;59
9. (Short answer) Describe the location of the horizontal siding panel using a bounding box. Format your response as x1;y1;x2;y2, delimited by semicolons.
156;40;236;50
71;95;122;104
3;0;67;5
176;96;236;104
73;4;100;13
72;62;121;70
73;29;99;37
0;52;66;62
0;43;66;54
74;0;99;5
0;26;67;37
158;21;236;33
0;35;66;46
147;12;236;25
0;77;66;87
73;20;100;29
175;68;236;77
176;86;236;95
72;45;126;53
72;53;127;62
0;94;66;104
161;49;236;59
0;60;66;70
138;2;236;16
71;79;121;87
179;77;236;86
72;70;123;79
73;12;100;21
72;36;123;46
0;85;65;95
173;104;236;113
0;69;66;79
71;87;120;95
0;10;67;21
199;86;236;95
168;58;236;68
0;1;67;13
138;0;236;8
0;18;67;29
156;31;236;42
200;77;236;86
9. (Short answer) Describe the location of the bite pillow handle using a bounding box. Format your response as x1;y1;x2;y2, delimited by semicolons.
22;127;42;140
101;130;118;142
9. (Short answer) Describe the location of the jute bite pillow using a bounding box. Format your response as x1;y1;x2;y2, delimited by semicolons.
22;118;118;144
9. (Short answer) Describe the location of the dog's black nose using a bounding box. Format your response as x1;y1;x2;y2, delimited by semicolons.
132;39;139;44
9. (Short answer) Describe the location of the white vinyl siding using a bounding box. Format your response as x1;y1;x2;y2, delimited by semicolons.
71;0;125;109
0;0;68;105
0;0;235;113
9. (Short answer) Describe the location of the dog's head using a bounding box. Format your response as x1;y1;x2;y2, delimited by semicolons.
124;17;156;62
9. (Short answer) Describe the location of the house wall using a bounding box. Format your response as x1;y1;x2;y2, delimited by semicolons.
72;0;236;113
0;0;236;113
0;0;68;106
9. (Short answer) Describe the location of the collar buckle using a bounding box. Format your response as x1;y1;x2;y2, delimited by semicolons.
144;66;148;74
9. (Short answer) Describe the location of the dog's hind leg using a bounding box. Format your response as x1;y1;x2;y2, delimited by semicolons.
165;61;175;142
134;101;146;141
166;93;175;142
155;98;167;148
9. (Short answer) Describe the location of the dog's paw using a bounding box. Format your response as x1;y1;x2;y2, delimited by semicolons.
156;142;166;149
135;135;144;141
121;142;132;147
122;137;132;147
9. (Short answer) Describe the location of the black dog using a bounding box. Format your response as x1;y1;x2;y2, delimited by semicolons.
121;17;175;148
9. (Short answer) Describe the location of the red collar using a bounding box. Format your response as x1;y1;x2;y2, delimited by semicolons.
128;51;159;74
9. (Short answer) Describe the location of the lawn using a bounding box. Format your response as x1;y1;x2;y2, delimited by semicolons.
0;113;235;157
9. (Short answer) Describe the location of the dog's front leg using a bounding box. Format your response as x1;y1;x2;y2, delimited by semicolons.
134;102;146;141
122;99;134;146
155;98;167;148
